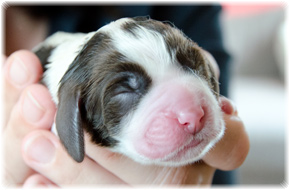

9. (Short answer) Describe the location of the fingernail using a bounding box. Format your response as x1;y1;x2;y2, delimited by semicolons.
25;136;56;164
22;90;45;123
8;57;30;87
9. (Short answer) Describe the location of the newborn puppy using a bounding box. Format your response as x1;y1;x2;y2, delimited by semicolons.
33;17;225;167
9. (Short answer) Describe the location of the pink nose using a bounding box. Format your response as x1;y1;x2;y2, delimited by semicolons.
177;106;205;134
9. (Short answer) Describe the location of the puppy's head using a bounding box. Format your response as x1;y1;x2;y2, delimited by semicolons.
56;17;224;166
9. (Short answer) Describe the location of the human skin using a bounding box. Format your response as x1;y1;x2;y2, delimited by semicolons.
2;50;249;187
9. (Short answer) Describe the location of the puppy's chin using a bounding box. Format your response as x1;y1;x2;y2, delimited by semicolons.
156;120;225;166
114;77;225;167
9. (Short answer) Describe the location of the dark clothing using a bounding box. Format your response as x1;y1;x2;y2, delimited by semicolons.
26;5;234;184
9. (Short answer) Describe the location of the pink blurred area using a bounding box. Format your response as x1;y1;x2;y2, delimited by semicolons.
222;3;285;18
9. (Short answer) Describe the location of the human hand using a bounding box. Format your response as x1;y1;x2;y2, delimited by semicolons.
2;50;56;186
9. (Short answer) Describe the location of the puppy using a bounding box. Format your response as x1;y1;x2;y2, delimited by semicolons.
33;17;225;167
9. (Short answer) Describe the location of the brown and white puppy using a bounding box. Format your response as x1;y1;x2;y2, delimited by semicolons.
33;17;224;167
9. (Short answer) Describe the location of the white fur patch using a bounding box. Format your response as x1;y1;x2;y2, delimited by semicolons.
102;19;173;82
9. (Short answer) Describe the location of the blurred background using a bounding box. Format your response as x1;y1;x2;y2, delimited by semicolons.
3;2;287;186
221;3;286;185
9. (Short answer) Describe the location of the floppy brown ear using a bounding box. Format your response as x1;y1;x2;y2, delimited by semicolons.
56;88;85;162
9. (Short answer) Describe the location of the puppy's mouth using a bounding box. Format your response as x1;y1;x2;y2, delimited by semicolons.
162;138;204;163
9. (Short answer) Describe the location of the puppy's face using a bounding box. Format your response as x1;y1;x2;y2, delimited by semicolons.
41;17;224;166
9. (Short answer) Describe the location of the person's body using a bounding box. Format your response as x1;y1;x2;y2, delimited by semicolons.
3;5;249;187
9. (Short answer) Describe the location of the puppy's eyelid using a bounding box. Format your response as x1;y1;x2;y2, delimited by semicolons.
128;76;139;89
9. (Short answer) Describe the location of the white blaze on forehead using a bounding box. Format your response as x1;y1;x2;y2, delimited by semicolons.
100;18;173;80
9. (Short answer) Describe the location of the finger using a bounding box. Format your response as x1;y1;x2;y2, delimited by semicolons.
3;84;56;185
5;84;56;135
23;174;58;188
84;134;215;185
219;96;238;115
22;130;127;186
203;98;249;171
3;50;42;89
2;50;43;125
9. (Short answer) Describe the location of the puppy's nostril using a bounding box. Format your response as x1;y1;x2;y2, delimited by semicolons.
182;122;190;126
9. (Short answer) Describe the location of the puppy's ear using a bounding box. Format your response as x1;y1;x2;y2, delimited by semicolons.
56;87;85;162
